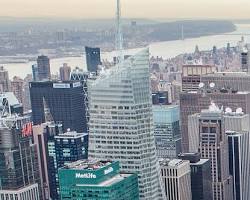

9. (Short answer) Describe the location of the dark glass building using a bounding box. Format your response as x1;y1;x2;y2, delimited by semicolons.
29;81;87;133
85;46;101;72
33;122;63;200
152;91;169;105
37;55;51;81
48;131;88;200
178;153;213;200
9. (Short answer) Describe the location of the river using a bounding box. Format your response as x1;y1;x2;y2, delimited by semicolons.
3;24;250;79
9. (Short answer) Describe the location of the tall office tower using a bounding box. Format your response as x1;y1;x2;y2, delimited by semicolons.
85;46;101;72
178;153;213;200
153;105;181;158
182;64;216;91
241;49;250;73
224;110;250;200
59;63;71;81
0;99;41;200
227;131;250;200
88;49;165;200
59;160;139;200
0;66;10;93
32;64;39;81
33;122;63;200
180;88;250;152
29;81;87;133
190;105;233;200
37;55;51;81
48;130;88;199
23;74;32;111
11;76;24;104
160;159;192;200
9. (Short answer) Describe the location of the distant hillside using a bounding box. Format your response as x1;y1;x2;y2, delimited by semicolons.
139;20;236;42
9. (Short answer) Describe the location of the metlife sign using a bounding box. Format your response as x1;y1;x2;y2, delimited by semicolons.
75;173;96;179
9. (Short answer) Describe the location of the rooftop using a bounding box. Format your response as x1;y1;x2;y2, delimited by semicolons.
159;159;189;168
63;159;114;171
54;130;88;139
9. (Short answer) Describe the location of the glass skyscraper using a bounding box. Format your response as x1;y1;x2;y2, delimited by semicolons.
153;105;181;158
88;49;165;200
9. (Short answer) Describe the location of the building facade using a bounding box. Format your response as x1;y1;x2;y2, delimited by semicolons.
33;122;63;200
88;49;165;199
11;76;24;105
160;159;192;200
191;105;233;200
59;63;71;81
59;160;139;200
182;64;216;91
0;107;41;199
37;55;51;81
227;131;250;200
48;131;88;199
29;81;87;133
153;105;181;158
180;89;250;152
0;66;10;93
178;153;213;200
85;46;101;72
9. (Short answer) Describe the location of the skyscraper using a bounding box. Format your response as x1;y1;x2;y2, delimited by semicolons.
59;63;71;81
178;153;213;200
153;105;181;158
160;159;192;200
85;46;101;72
33;122;63;200
180;89;250;152
0;98;41;200
182;64;216;92
11;76;24;105
37;55;51;81
48;130;88;199
59;160;139;200
0;66;10;93
241;49;250;73
88;49;165;199
227;131;250;200
191;104;233;200
224;110;250;200
29;81;87;133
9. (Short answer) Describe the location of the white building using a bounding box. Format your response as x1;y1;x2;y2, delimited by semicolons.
160;159;192;200
190;104;233;200
88;49;165;200
0;183;40;200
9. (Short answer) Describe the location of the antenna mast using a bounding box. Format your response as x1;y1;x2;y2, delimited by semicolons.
116;0;124;65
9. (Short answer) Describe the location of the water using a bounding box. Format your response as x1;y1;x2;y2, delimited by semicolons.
4;24;250;79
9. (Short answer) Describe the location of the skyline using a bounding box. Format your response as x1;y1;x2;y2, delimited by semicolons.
1;0;250;19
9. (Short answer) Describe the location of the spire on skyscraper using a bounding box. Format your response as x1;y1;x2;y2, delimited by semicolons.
115;0;124;65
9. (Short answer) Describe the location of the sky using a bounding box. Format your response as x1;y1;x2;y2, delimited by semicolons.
1;0;250;19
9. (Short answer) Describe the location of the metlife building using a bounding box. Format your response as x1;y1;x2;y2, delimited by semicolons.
29;81;87;133
58;159;139;200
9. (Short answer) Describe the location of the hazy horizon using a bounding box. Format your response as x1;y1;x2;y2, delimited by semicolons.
1;0;250;19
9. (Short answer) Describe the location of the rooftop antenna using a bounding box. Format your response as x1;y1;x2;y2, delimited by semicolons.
116;0;124;66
